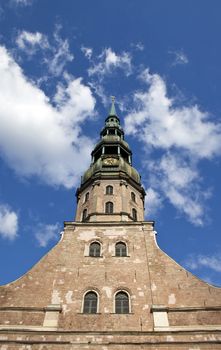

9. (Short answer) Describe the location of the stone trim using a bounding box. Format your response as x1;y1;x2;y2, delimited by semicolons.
64;220;155;227
154;325;221;332
151;305;221;312
78;172;145;194
151;304;221;331
151;305;169;328
43;304;62;328
0;306;44;312
0;305;62;329
0;325;58;332
0;305;62;312
0;327;221;334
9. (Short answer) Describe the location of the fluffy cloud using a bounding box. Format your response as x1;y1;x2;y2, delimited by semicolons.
125;69;221;158
125;69;221;224
16;31;49;54
34;222;60;247
0;205;18;240
147;154;206;225
88;48;132;78
81;46;93;59
16;27;74;77
184;254;221;273
0;45;95;188
145;188;163;217
45;27;74;76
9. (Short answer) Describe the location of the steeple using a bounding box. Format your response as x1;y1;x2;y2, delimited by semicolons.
109;96;117;116
75;99;145;223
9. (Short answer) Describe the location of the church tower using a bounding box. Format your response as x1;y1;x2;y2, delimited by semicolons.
0;100;221;349
75;96;145;224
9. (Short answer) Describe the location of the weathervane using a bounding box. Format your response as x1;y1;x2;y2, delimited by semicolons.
111;96;115;103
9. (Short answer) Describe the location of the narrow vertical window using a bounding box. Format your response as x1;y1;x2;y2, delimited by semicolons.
82;209;87;222
105;201;113;214
83;292;98;314
89;242;101;257
85;192;89;202
115;291;129;314
131;192;136;202
115;242;127;257
132;208;137;221
106;185;113;195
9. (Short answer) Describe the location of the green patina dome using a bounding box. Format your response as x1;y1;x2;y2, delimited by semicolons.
80;98;142;187
82;157;141;185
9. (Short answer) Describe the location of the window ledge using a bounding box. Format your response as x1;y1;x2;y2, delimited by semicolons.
112;255;130;258
110;312;134;315
77;313;102;315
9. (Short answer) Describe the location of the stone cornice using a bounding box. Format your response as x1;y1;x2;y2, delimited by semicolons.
64;220;155;228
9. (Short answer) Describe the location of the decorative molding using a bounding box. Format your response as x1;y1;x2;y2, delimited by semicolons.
64;220;154;227
151;305;221;312
0;305;61;312
154;325;221;332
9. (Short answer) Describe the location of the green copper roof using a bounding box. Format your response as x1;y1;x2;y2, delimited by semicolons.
109;96;117;116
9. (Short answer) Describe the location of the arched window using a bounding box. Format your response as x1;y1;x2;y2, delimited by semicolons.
83;291;98;314
131;192;136;202
132;208;137;221
115;242;127;257
82;209;87;222
89;242;101;257
106;185;113;195
105;201;113;214
85;192;89;202
115;291;129;314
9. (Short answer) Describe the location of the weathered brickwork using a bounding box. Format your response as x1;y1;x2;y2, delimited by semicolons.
0;222;221;348
75;179;144;222
0;104;220;348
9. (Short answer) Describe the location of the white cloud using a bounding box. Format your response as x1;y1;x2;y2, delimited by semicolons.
125;69;221;158
145;188;163;217
146;154;206;225
0;45;95;188
81;46;93;59
16;31;49;55
11;0;33;6
15;27;74;77
34;222;60;247
88;48;132;78
184;254;221;273
125;69;221;224
0;205;18;240
131;42;144;51
43;25;74;77
170;50;189;65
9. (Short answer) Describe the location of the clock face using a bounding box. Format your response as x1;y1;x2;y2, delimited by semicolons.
103;157;118;166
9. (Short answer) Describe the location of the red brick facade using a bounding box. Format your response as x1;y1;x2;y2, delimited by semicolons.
0;221;221;349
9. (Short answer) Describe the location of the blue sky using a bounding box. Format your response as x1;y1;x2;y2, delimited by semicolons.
0;0;221;287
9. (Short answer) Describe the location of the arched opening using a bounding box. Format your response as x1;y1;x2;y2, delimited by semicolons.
105;201;113;214
115;291;130;314
115;242;127;257
132;208;137;221
83;291;98;314
89;242;101;257
106;185;113;195
85;192;89;202
82;209;87;222
131;192;136;202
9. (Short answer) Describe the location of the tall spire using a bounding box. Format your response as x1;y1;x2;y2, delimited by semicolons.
109;96;117;116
